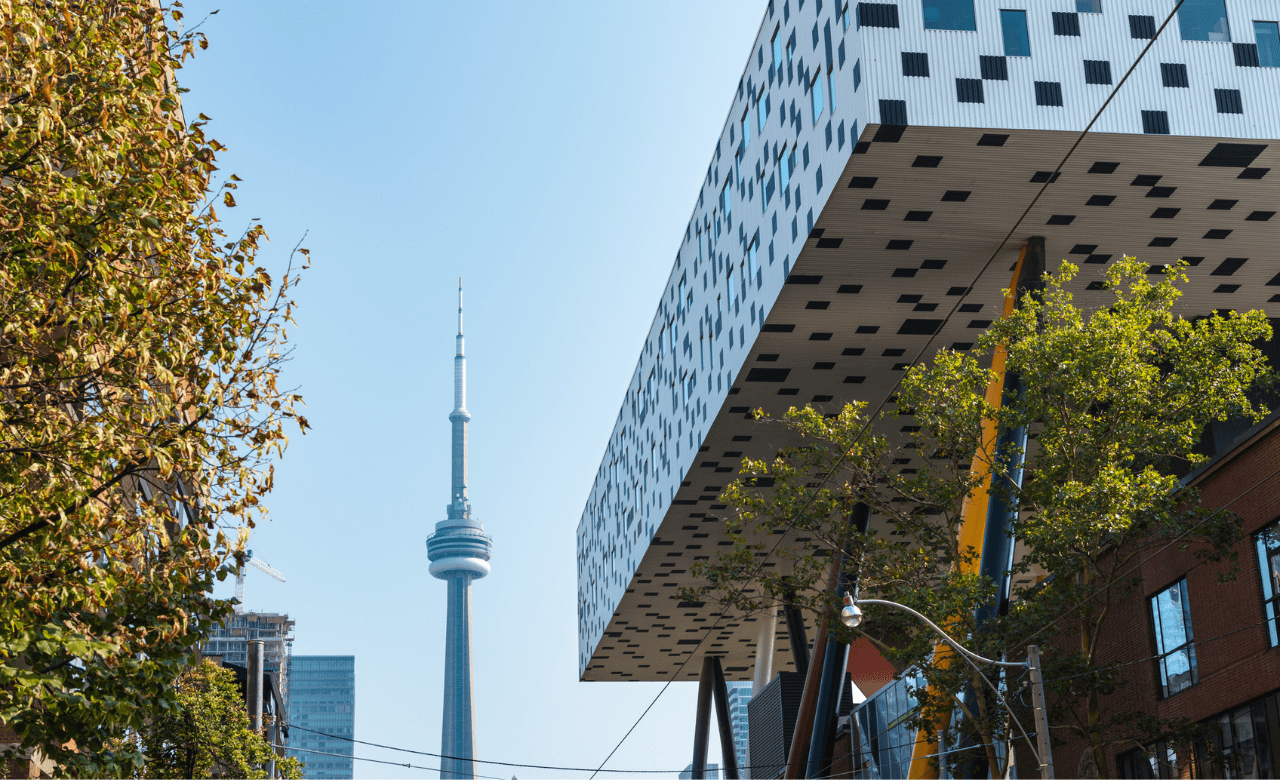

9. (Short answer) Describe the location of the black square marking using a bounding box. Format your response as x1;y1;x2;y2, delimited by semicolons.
1204;229;1232;239
842;347;865;356
1086;281;1106;290
942;190;971;201
809;332;833;341
1089;162;1121;174
1087;195;1116;206
856;325;879;334
844;376;866;383
854;141;871;154
913;303;937;312
1151;208;1180;218
1208;199;1238;210
887;240;914;250
1247;211;1276;221
905;211;933;221
947;286;969;295
1214;284;1240;293
952;342;973;350
756;354;780;361
810;228;826;238
762;324;796;332
786;275;822;285
1132;175;1162;186
913;155;943;168
1070;244;1098;254
959;303;983;313
863;199;890;210
1047;215;1076;225
816;237;844;248
1182;257;1204;266
812;395;834;402
1085;254;1111;264
980;55;1008;80
1211;258;1247;276
1031;171;1061;183
921;259;947;269
1149;237;1177;247
848;176;878;188
977;133;1009;146
892;268;917;277
968;319;992;328
1200;143;1266;167
805;301;831;309
1239;168;1270;179
813;362;835;370
874;123;906;143
899;320;942;335
1147;187;1176;198
778;388;799;395
746;368;791;382
898;294;922;303
837;284;862;293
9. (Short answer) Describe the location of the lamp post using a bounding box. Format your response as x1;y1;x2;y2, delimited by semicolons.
842;596;1055;780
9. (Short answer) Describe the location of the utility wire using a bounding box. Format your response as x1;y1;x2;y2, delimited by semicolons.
591;1;1187;774
273;743;507;780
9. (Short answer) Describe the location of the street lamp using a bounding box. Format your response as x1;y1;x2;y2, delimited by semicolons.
843;595;1055;780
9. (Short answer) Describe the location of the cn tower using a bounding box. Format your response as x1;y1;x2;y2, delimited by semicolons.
425;280;492;780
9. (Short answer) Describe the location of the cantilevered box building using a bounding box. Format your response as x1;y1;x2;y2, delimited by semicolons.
575;0;1280;751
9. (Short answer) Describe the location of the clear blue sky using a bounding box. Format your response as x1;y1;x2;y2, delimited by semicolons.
178;2;764;777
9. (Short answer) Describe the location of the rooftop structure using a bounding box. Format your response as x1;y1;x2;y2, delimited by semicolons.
576;0;1280;684
202;611;295;712
426;282;493;780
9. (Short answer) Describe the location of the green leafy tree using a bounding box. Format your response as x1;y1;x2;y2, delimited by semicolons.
0;1;306;774
685;257;1271;777
134;660;303;779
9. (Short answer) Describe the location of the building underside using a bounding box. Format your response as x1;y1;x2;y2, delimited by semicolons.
580;124;1279;682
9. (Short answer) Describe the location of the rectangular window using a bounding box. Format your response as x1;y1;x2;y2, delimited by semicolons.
1000;10;1031;57
1053;11;1081;36
1076;0;1101;11
1178;0;1231;42
1256;523;1280;646
1034;81;1064;106
748;240;759;282
1215;88;1244;113
758;93;769;132
1142;110;1170;134
1150;579;1197;697
1116;743;1177;779
1257;22;1280;67
1194;697;1275;779
826;68;835;112
1130;14;1157;39
741;110;751;148
779;146;792;190
922;0;977;31
841;2;850;31
811;71;824;123
772;29;783;70
722;182;732;215
1083;59;1112;84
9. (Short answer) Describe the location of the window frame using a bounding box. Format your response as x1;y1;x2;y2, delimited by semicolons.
1256;21;1280;67
1000;9;1032;57
1255;521;1280;646
922;0;978;32
1177;0;1231;42
1149;578;1198;698
810;70;824;124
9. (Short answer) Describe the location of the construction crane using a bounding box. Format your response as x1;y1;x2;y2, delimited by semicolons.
234;549;286;614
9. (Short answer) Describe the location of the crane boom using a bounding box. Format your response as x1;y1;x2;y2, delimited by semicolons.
248;556;286;583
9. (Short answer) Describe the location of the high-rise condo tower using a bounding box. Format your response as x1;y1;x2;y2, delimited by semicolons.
426;281;492;780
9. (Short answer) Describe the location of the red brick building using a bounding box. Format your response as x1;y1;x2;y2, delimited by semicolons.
1046;413;1280;779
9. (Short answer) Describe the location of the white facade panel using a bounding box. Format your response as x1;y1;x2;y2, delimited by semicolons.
577;0;1280;680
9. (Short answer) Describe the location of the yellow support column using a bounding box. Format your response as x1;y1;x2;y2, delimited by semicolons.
907;245;1028;779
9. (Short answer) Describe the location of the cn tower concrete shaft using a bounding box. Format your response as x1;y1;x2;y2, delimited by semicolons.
426;281;492;780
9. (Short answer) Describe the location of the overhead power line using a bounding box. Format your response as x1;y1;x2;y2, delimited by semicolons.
590;1;1189;774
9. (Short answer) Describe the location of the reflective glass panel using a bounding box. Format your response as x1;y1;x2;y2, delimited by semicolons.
1077;0;1102;11
1256;22;1280;67
1178;0;1231;41
923;0;977;31
811;74;824;123
1001;10;1031;56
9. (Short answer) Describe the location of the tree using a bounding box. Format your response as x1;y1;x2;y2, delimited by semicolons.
685;257;1272;777
0;1;306;774
132;660;302;779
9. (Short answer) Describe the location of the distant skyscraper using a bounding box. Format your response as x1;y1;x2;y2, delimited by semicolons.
727;682;752;775
425;282;492;780
287;656;355;780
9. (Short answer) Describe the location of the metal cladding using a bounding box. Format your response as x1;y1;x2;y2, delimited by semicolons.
426;281;490;780
576;0;1280;682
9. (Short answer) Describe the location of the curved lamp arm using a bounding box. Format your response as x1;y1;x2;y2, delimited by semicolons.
854;598;1026;669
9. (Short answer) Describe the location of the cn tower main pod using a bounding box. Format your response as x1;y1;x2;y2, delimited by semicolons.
426;281;492;780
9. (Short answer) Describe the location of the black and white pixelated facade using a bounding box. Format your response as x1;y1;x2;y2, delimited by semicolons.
577;0;1280;682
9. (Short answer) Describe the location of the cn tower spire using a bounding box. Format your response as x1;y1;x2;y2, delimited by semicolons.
449;279;470;519
427;280;491;780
